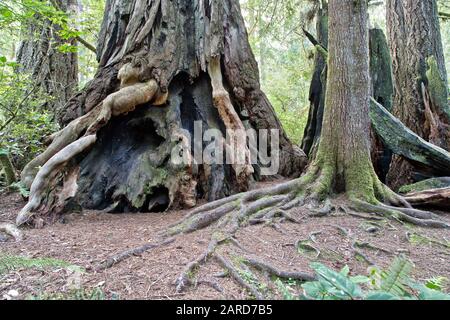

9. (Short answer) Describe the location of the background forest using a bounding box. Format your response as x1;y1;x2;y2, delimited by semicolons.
1;0;447;178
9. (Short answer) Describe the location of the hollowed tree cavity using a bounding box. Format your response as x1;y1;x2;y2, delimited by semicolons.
18;0;306;225
74;72;245;213
77;106;166;211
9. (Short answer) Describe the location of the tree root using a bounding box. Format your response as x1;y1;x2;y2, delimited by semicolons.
169;166;448;238
345;211;385;221
18;62;165;225
97;237;175;271
173;229;314;298
350;199;449;228
169;180;312;297
21;62;165;189
167;165;448;296
214;253;264;300
195;279;225;294
353;249;375;265
353;241;392;255
167;178;302;237
296;239;321;259
17;135;97;226
328;225;383;266
20;106;102;189
242;256;316;281
175;238;219;293
0;222;23;241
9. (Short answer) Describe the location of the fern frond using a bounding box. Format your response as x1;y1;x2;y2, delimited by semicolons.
0;254;77;275
380;256;412;295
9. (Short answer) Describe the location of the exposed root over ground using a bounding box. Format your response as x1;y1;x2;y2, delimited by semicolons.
161;165;449;296
0;222;22;241
17;135;97;226
1;191;449;299
17;62;167;226
97;237;175;271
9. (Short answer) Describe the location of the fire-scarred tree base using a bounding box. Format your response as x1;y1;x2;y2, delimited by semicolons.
17;0;306;227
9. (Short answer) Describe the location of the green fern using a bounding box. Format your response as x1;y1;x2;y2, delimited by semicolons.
379;255;412;296
9;181;30;197
0;254;81;275
275;279;297;300
28;287;109;300
298;256;450;300
425;277;448;291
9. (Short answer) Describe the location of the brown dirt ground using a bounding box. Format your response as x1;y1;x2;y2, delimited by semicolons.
1;187;449;300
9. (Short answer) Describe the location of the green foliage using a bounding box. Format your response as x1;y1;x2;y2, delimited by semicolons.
377;256;412;295
0;253;80;275
276;256;450;300
77;0;105;85
241;0;316;143
0;253;115;300
0;58;59;172
424;276;448;291
0;0;105;85
405;230;450;248
301;263;366;300
9;181;30;197
275;278;297;300
28;287;109;300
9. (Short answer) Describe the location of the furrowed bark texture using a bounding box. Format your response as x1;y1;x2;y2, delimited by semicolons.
16;0;79;115
61;0;306;175
316;0;374;200
386;0;450;189
301;8;394;182
164;2;450;280
22;0;306;221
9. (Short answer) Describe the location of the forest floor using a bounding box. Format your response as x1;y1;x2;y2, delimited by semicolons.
1;183;449;300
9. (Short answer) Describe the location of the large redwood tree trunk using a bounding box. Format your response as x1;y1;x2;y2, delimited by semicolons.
18;0;306;225
386;0;449;190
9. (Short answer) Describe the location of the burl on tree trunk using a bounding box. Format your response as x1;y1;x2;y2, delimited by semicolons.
18;0;306;226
